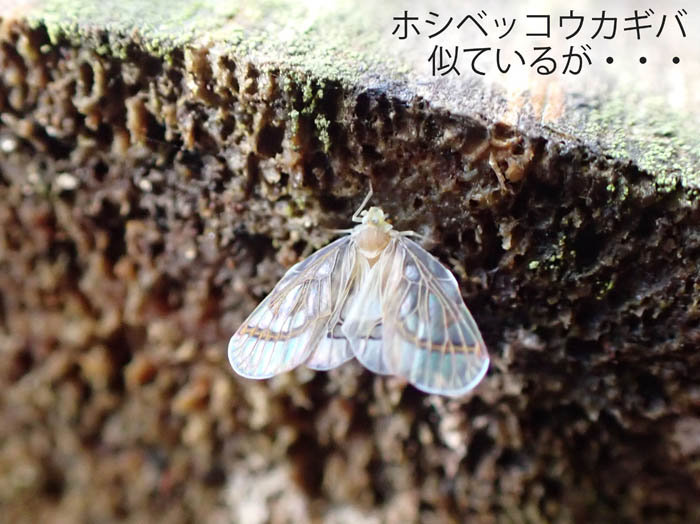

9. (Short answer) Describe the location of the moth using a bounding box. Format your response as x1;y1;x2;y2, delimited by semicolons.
228;186;489;397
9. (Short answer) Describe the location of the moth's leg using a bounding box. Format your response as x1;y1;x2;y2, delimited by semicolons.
352;181;374;223
323;228;355;235
399;230;433;244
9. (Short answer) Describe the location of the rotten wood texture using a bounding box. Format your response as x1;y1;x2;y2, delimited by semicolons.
0;0;699;522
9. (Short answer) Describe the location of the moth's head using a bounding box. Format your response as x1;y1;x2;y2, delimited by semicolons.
360;206;392;231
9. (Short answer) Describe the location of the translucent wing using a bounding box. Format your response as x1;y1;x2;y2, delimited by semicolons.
228;235;356;378
304;319;355;370
342;257;394;375
381;237;489;396
303;248;367;371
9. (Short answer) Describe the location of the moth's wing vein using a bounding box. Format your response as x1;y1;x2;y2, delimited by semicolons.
228;235;353;378
383;237;489;396
304;241;362;371
341;253;394;375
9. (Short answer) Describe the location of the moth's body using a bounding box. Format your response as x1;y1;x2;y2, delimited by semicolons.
353;207;392;265
228;187;489;397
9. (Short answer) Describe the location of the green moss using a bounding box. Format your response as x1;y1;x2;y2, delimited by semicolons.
29;0;239;59
620;183;629;202
22;0;403;163
314;114;331;153
25;0;403;89
596;278;616;300
18;0;700;194
581;92;700;190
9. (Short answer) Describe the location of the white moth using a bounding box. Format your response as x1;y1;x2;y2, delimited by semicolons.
228;186;489;397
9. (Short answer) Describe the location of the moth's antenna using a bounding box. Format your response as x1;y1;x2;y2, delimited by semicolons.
352;180;373;223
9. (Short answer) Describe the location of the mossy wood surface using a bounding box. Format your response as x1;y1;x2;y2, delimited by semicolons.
1;0;699;522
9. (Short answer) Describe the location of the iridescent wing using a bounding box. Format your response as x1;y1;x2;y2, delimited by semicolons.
303;250;367;371
381;237;489;396
341;253;396;375
228;235;357;378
